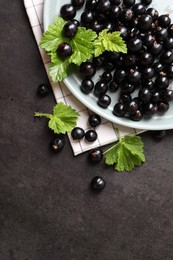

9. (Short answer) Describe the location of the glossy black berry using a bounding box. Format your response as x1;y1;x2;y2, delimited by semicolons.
71;0;85;8
142;79;155;90
97;0;111;14
127;99;138;114
79;62;96;78
163;37;173;49
139;52;154;66
85;129;98;142
155;27;168;42
85;0;98;10
138;87;151;102
142;34;155;46
160;49;173;64
113;103;127;117
127;37;143;52
129;109;143;121
141;0;152;5
127;69;141;84
37;83;51;96
81;10;95;24
71;127;85;140
153;62;164;74
94;81;108;97
57;43;72;59
90;176;106;190
161;89;173;102
132;3;146;15
50;136;65;152
114;68;126;83
109;81;119;92
120;81;136;94
60;4;76;20
142;102;156;118
88;114;101;127
148;41;163;56
123;0;135;7
158;14;171;28
88;148;103;163
97;94;111;108
114;23;128;39
155;76;169;89
109;5;121;21
119;93;132;106
142;67;155;79
158;101;169;112
99;71;112;83
138;14;153;31
151;90;160;103
80;79;94;94
63;22;78;38
120;8;134;23
123;54;137;67
146;8;159;22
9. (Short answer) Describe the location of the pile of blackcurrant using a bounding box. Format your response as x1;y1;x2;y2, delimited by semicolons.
59;0;173;121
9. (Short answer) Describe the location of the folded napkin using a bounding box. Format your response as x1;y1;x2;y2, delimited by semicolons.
24;0;144;155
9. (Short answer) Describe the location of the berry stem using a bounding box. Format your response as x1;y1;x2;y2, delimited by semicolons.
34;112;52;119
116;128;122;141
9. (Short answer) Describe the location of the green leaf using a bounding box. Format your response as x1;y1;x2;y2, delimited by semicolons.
40;16;67;52
69;27;97;66
49;54;70;82
104;135;145;172
34;102;80;134
94;29;127;57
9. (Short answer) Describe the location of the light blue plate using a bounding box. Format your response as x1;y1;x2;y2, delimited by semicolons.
43;0;173;130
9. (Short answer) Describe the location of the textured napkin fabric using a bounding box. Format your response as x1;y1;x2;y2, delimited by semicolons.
24;0;144;155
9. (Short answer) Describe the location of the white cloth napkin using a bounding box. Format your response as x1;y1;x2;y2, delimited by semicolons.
23;0;144;155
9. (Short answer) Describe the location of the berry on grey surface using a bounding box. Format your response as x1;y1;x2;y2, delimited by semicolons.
50;136;65;152
90;176;106;191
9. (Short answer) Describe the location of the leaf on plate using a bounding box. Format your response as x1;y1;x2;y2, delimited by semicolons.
40;16;67;52
94;29;127;57
49;53;70;82
69;27;97;66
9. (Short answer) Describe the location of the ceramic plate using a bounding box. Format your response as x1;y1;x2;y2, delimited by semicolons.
43;0;173;130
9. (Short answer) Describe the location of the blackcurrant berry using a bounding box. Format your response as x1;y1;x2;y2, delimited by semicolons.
113;103;127;117
57;43;73;59
63;22;78;38
85;130;98;142
50;136;65;152
60;4;76;20
71;0;85;9
88;114;101;127
88;148;103;163
90;176;106;190
71;127;85;140
37;83;51;96
94;81;108;97
97;94;111;108
79;62;96;78
80;79;94;94
158;14;171;28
